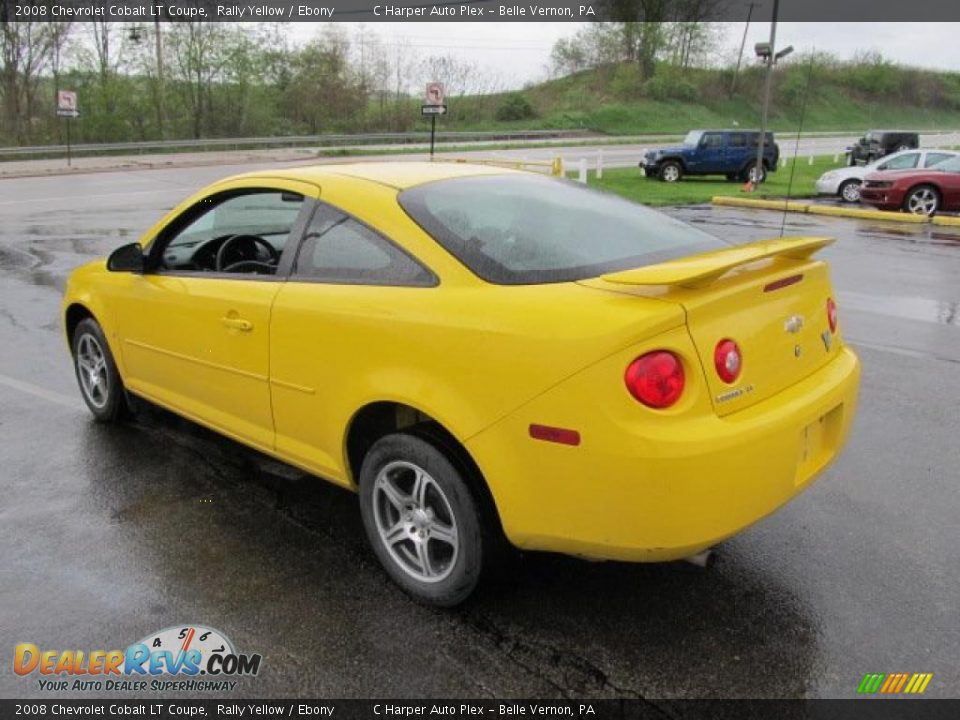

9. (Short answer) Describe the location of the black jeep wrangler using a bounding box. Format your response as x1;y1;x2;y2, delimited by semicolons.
847;130;919;165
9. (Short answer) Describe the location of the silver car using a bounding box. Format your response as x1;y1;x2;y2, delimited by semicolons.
815;149;959;203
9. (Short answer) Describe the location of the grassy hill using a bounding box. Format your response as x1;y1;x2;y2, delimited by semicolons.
445;59;960;135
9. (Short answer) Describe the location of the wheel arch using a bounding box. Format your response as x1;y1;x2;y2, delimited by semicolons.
344;400;505;537
64;302;96;350
659;156;686;171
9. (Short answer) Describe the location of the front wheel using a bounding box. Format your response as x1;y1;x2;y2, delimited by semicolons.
359;433;486;606
658;161;682;183
72;317;129;422
742;162;767;184
903;185;940;216
839;179;862;203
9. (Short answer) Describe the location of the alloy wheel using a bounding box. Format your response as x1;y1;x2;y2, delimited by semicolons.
76;333;109;409
906;188;938;216
841;181;861;203
372;461;459;583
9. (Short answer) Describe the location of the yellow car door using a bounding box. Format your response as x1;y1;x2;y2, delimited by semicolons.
111;179;319;451
269;201;438;483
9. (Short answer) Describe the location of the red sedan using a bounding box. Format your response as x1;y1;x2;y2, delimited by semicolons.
860;155;960;215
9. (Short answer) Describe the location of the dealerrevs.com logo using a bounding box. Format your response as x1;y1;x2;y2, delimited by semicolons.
14;625;262;692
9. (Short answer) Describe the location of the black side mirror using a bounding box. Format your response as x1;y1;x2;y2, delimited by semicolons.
107;243;145;273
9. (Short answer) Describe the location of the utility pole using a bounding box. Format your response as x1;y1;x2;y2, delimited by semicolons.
154;18;164;139
731;2;759;95
752;0;779;187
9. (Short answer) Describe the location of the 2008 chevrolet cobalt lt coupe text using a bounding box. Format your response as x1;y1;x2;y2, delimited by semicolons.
62;162;860;605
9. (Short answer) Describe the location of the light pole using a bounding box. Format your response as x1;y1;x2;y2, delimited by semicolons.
128;21;165;138
750;0;793;188
731;2;760;95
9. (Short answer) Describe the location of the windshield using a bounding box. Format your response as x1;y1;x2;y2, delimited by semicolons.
682;130;703;147
398;175;728;285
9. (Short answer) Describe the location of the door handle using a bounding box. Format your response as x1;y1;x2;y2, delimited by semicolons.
221;316;253;332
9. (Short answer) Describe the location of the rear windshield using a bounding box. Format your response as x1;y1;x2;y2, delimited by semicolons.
398;175;727;285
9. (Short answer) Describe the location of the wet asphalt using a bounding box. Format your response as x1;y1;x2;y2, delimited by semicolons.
0;164;958;701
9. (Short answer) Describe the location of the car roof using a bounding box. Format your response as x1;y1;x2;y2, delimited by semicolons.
227;161;525;190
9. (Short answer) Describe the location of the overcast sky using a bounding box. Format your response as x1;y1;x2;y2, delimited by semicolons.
289;22;960;89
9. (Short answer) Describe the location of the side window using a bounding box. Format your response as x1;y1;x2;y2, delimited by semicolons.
728;133;747;148
880;153;920;170
701;133;724;149
160;190;304;275
293;205;434;286
924;152;954;168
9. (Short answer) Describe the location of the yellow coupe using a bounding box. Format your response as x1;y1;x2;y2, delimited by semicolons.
63;162;860;605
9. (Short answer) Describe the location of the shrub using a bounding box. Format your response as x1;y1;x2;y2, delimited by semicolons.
643;74;698;102
495;94;536;121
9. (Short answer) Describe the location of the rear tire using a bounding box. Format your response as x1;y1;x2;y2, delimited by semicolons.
903;185;940;216
658;161;682;183
839;179;862;203
359;433;486;607
71;318;130;423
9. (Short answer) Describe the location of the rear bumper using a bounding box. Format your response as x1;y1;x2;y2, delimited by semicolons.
468;345;860;562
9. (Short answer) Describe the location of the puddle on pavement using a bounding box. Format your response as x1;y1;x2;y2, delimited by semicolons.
839;290;959;327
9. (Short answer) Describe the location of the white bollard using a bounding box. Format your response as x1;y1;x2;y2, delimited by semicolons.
578;158;587;184
782;156;789;167
808;156;814;165
597;150;603;180
833;153;839;163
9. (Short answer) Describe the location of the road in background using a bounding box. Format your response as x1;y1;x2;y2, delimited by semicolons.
0;166;958;700
3;131;960;179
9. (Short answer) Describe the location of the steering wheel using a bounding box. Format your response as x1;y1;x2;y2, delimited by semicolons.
215;234;279;272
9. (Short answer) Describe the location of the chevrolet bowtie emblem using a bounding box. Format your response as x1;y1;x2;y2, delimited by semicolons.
783;315;803;335
784;315;805;334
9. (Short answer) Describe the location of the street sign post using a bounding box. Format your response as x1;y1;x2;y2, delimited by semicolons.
423;83;446;159
57;90;79;166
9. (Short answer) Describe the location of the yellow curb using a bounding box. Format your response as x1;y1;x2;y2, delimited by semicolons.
711;195;944;225
931;215;960;227
806;204;928;223
711;196;808;212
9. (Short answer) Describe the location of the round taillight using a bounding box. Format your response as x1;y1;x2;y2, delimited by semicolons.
714;339;742;384
625;351;685;409
827;297;838;333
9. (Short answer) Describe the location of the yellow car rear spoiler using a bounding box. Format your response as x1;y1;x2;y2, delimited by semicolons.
600;236;835;289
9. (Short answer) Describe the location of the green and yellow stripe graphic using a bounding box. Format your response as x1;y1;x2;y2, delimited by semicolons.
857;672;933;695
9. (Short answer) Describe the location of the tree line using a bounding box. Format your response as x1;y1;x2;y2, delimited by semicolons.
0;20;509;146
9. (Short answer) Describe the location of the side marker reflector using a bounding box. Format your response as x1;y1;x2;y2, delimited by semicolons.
529;424;581;446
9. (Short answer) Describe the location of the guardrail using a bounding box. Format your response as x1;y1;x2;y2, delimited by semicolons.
0;129;595;159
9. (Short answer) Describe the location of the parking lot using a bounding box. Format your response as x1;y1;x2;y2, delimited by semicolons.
1;163;958;700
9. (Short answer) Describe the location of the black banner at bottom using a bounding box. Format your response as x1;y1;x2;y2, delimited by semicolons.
2;700;960;720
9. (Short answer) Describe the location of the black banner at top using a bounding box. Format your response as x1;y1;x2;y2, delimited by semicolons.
2;0;960;22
